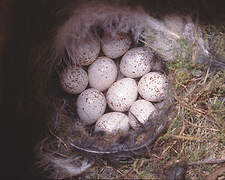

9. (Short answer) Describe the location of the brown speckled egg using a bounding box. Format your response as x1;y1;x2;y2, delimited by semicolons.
120;47;153;78
76;88;106;125
60;66;88;95
106;78;138;112
95;112;130;135
101;32;131;59
88;57;117;91
128;99;157;129
138;72;168;102
75;36;100;66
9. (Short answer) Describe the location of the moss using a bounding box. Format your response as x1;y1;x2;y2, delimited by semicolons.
175;68;190;84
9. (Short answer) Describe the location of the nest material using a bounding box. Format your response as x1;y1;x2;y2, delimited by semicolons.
32;1;225;179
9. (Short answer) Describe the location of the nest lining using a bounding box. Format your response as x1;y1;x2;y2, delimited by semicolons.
32;1;225;179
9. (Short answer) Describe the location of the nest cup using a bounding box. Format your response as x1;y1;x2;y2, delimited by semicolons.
33;1;212;179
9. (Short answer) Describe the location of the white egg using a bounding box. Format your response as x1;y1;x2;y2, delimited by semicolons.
76;88;106;125
120;47;153;78
60;66;88;95
106;78;138;112
95;112;130;135
74;36;100;66
88;57;117;91
101;32;131;59
128;99;157;129
138;72;168;102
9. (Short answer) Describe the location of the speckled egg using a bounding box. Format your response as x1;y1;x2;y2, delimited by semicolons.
138;72;168;102
95;112;130;135
101;32;131;59
128;99;157;129
88;57;117;91
120;47;153;78
106;78;138;112
75;36;100;66
60;66;88;95
76;88;106;125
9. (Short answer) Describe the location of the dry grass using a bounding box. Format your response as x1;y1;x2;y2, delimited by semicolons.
37;19;225;180
76;25;225;180
157;60;225;179
79;63;224;180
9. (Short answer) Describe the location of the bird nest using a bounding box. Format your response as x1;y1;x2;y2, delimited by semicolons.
32;1;224;179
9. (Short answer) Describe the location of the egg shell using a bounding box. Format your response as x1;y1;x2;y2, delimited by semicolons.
88;57;117;91
101;32;131;59
106;78;138;112
60;66;88;95
74;36;100;66
128;99;157;129
138;72;168;102
120;47;153;78
95;112;130;135
76;88;106;125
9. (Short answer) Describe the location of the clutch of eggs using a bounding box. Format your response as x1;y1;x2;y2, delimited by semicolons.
60;31;168;137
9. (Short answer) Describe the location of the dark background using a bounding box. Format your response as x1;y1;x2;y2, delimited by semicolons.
1;0;224;179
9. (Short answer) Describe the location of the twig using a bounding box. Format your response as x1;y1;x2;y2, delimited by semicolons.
165;29;181;39
190;77;213;105
174;94;206;115
132;160;145;179
175;79;189;92
116;168;134;179
46;150;69;158
171;135;208;141
162;140;178;155
48;127;69;150
112;167;123;175
188;158;225;165
162;118;185;155
190;73;220;105
184;118;219;132
203;66;210;84
140;160;145;168
139;39;158;52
